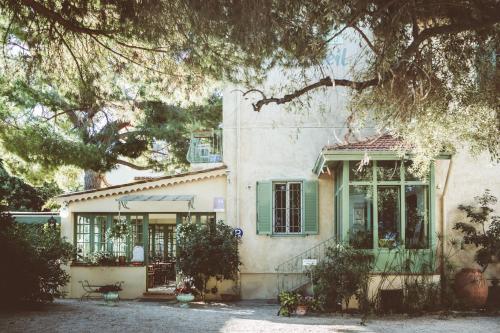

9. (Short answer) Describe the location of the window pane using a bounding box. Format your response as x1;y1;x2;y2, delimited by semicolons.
166;225;176;259
274;183;287;233
377;161;401;181
94;216;107;252
377;186;401;248
76;216;91;260
405;186;429;249
349;161;373;181
112;216;127;258
130;216;143;247
349;186;373;248
289;183;301;233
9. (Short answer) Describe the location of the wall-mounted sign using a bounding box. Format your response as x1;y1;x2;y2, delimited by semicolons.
302;259;318;266
233;227;243;238
213;197;225;212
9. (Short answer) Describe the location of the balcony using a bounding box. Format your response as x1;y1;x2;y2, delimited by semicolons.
186;129;223;164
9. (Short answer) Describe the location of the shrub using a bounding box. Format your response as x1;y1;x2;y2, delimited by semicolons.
453;189;500;272
312;244;374;311
176;219;240;300
0;212;74;307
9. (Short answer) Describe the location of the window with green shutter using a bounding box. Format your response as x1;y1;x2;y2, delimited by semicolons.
256;180;319;235
256;181;272;234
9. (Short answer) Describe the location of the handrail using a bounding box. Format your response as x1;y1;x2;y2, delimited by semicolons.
275;236;337;293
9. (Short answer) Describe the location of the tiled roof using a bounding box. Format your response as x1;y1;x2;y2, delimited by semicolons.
56;166;227;202
324;134;409;151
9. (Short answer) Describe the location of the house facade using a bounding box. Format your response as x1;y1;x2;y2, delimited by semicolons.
56;39;500;301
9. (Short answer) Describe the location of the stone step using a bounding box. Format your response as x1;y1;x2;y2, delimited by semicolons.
139;292;177;302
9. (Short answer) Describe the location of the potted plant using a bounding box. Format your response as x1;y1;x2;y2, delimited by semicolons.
296;295;315;315
107;218;130;239
98;284;122;306
175;277;197;308
453;190;500;307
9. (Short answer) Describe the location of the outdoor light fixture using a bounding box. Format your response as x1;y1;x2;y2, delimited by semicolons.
213;197;225;212
60;201;70;218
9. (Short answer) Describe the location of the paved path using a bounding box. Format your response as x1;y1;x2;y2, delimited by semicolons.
1;299;499;333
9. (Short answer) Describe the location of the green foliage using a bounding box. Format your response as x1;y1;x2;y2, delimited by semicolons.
87;251;117;266
0;1;497;178
453;190;500;272
312;244;374;311
0;212;74;307
278;291;299;316
176;220;240;300
0;159;61;211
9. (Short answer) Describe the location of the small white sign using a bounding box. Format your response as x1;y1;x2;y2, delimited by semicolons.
302;259;318;266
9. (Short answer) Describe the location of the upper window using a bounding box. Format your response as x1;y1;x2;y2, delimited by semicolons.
273;182;302;234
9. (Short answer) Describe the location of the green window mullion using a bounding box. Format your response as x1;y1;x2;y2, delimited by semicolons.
429;162;436;250
373;161;379;250
400;161;406;250
163;225;168;260
89;215;95;254
125;215;131;260
143;214;149;265
106;215;112;253
341;161;349;243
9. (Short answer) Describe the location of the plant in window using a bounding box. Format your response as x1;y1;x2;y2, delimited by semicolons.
453;190;500;272
89;251;117;266
378;232;399;249
107;217;130;240
349;229;373;249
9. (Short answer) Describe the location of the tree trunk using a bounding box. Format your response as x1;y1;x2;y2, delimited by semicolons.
84;170;103;190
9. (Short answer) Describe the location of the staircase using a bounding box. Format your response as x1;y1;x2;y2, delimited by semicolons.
275;237;337;293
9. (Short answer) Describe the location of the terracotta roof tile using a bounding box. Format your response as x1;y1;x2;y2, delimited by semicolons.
57;165;227;199
324;134;409;151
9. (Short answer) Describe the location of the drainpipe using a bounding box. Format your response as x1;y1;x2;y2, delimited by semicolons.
440;158;453;290
235;90;241;228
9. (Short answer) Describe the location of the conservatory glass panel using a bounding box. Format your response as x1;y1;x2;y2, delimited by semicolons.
349;185;373;249
405;185;429;249
377;186;401;248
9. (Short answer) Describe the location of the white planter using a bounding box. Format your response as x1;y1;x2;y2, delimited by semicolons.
176;293;195;308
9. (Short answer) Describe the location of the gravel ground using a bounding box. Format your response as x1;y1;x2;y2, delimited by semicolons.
1;299;499;333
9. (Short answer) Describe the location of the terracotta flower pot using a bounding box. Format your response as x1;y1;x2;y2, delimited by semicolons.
454;268;488;307
118;256;126;265
295;305;308;316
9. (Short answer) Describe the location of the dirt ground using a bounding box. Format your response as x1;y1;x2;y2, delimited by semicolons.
0;299;499;333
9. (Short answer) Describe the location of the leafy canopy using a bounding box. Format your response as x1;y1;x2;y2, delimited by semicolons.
0;1;498;173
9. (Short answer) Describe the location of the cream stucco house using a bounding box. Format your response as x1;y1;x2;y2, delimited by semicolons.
56;38;500;301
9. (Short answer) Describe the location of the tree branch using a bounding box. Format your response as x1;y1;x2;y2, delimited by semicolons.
116;159;150;170
247;76;379;112
251;10;500;112
19;0;115;36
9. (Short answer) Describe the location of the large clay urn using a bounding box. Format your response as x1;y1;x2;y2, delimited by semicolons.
454;268;488;307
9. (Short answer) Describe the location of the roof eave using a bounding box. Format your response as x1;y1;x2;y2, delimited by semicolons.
313;150;452;176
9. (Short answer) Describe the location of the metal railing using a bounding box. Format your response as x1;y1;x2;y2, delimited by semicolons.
186;129;223;164
275;236;337;293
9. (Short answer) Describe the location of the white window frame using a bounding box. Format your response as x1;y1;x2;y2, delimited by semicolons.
272;181;303;234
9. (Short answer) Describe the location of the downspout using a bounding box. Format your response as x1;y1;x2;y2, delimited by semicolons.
440;158;453;288
235;90;241;228
235;89;242;297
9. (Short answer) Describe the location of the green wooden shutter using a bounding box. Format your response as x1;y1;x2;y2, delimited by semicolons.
303;180;319;234
256;181;272;234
